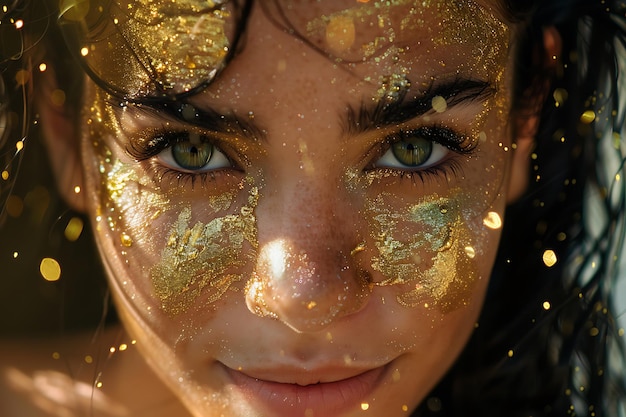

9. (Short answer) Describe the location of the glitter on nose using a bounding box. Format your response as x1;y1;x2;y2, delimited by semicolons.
246;239;372;332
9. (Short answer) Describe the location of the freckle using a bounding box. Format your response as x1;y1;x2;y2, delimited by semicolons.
276;59;287;72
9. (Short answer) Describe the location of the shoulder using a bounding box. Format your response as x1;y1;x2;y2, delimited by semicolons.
0;326;191;417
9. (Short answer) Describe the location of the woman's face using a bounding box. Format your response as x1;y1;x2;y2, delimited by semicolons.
77;1;514;416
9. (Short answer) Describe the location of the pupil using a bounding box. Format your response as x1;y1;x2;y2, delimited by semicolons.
172;139;212;170
392;136;432;167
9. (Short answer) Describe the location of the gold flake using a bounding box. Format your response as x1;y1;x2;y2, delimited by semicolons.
325;15;356;54
366;192;478;311
151;187;259;315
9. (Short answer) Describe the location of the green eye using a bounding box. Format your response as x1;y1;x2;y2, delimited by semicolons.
172;135;214;170
391;135;433;167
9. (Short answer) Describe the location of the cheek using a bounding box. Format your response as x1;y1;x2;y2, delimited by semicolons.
364;190;502;314
149;187;259;316
83;132;260;330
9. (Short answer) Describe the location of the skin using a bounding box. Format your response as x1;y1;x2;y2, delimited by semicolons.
6;1;552;416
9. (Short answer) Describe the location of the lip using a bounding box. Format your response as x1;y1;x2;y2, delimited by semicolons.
223;362;388;417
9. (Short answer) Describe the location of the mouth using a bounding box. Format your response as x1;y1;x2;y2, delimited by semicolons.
222;362;389;417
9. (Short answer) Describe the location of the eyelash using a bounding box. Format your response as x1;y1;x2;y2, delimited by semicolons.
126;124;476;188
367;124;476;180
126;129;241;187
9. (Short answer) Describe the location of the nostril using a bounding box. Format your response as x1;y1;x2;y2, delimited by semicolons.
245;238;372;332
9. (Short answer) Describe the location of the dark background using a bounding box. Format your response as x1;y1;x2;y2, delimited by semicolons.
0;126;111;337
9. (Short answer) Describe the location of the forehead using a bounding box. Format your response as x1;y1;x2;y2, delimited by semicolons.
65;0;510;100
288;0;510;79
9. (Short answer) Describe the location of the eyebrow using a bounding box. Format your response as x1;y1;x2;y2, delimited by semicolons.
342;78;496;136
128;77;493;144
133;100;267;143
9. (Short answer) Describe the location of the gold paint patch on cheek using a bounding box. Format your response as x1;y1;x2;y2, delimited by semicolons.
367;192;479;312
106;159;171;225
150;187;259;315
397;223;478;313
367;194;453;286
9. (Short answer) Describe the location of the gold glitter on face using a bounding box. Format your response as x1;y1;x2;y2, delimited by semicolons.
304;0;509;84
243;237;372;331
106;159;171;227
73;1;518;414
150;186;259;315
61;0;233;97
365;191;479;311
87;85;255;315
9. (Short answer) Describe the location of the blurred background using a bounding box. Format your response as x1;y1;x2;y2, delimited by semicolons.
0;125;112;337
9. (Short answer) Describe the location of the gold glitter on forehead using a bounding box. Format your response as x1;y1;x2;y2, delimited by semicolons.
431;1;510;74
305;0;508;64
70;0;231;96
306;0;509;109
126;0;229;92
150;186;259;315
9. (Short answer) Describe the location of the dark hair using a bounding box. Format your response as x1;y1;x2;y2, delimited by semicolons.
1;0;625;415
417;1;626;416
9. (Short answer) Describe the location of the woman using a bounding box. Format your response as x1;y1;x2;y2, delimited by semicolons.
1;0;625;416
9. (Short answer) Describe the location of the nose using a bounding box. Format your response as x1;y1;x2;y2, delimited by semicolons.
245;180;372;333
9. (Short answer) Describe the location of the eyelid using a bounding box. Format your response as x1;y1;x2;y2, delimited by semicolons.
375;141;448;170
370;125;476;170
158;133;233;173
127;131;249;184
